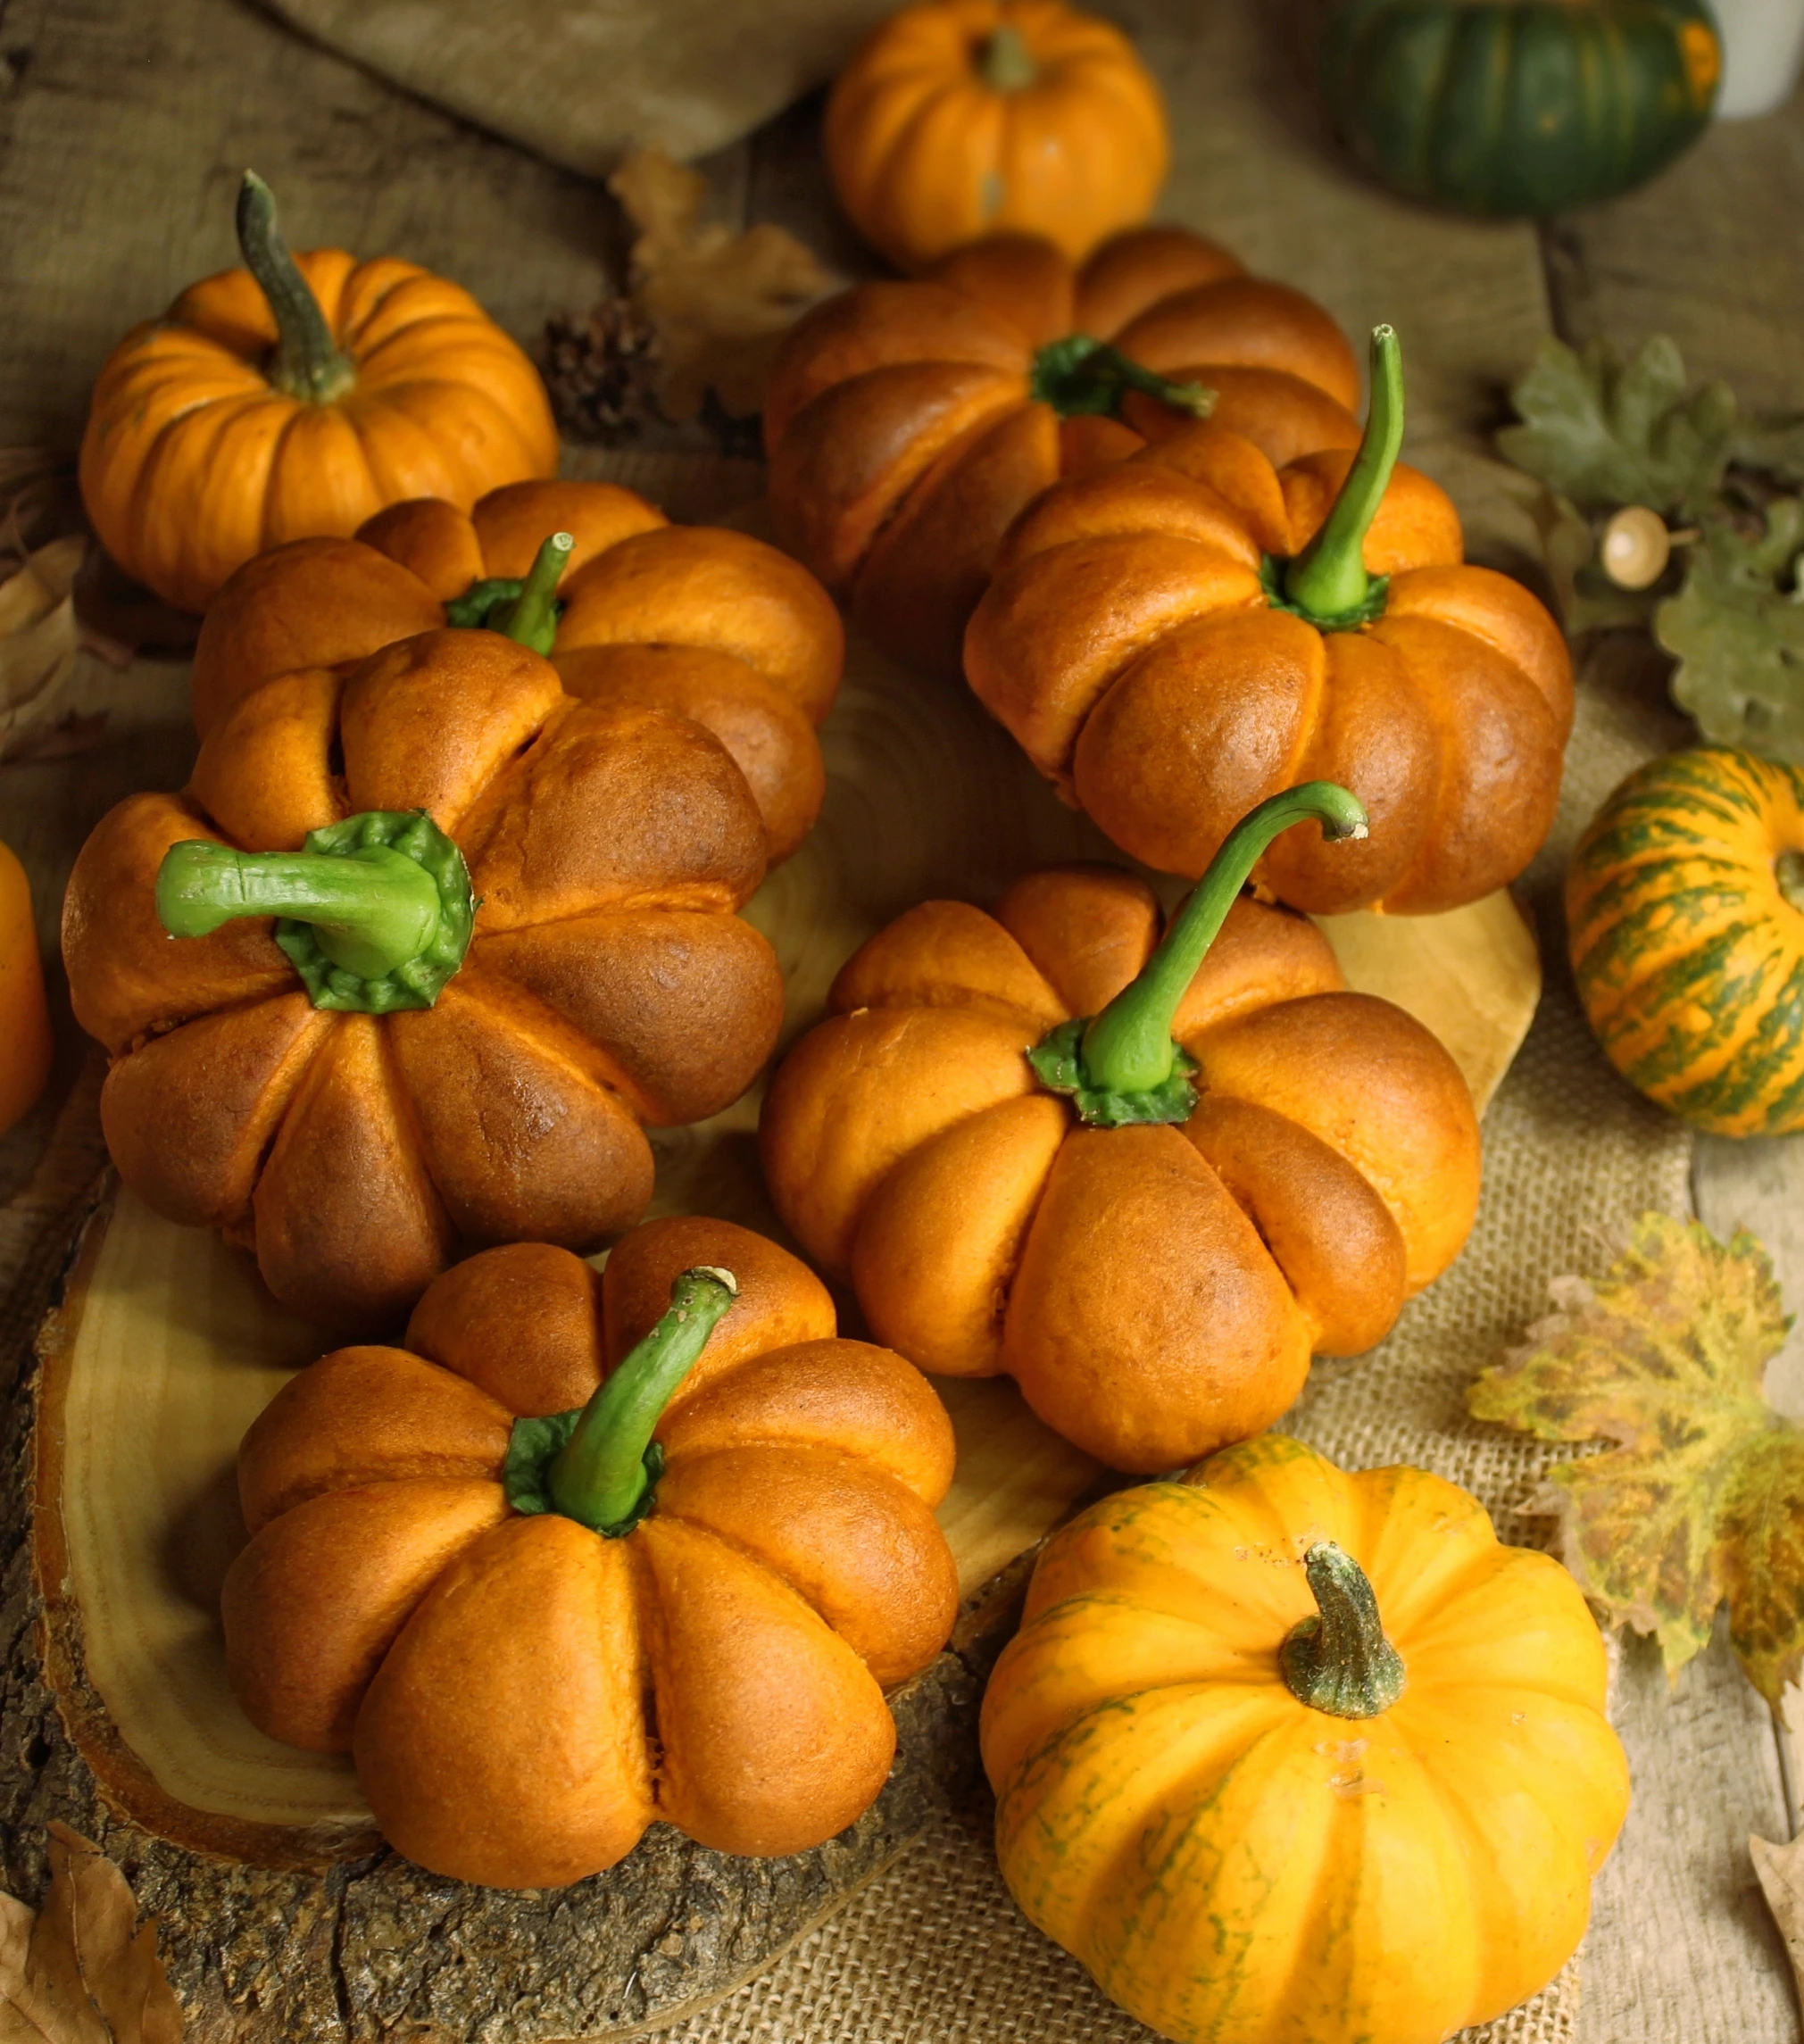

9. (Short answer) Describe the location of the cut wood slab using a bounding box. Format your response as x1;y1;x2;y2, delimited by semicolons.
37;884;1536;1853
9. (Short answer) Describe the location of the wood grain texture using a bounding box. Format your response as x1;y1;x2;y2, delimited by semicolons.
1542;82;1804;2044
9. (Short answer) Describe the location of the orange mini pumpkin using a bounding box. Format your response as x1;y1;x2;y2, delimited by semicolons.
765;228;1362;677
825;0;1169;273
761;786;1482;1472
79;174;558;615
965;325;1575;913
223;1219;960;1888
62;597;786;1331
189;477;844;863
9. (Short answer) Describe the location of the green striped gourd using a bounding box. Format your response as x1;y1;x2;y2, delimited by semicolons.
1320;0;1722;218
1568;748;1804;1136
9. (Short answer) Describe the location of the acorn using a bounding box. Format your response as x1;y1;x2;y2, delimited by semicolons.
1599;505;1698;590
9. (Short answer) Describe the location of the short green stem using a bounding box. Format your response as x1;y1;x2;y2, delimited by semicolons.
1282;325;1404;627
548;1267;738;1533
155;810;475;1014
1779;849;1804;916
1076;782;1368;1099
1031;335;1215;426
980;21;1038;91
1279;1541;1406;1718
237;171;355;405
489;532;575;654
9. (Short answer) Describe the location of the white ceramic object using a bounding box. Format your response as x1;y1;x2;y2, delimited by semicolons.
1712;0;1804;120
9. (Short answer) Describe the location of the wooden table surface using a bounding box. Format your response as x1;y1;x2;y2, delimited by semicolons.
3;1;1804;2038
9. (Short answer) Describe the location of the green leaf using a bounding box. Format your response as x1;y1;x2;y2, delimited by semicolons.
1468;1213;1804;1706
503;1409;582;1516
1655;500;1804;764
1027;1018;1199;1128
1497;336;1738;519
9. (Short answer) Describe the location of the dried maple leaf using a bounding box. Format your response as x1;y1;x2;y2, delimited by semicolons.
1468;1212;1804;1706
1497;334;1738;519
0;1823;183;2043
608;147;840;423
1655;499;1804;764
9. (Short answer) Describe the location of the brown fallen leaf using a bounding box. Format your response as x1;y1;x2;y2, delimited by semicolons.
1752;1830;1804;2013
608;146;841;423
0;1822;183;2043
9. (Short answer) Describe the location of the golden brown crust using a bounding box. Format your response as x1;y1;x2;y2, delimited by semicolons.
189;537;443;738
225;1213;961;1886
237;1344;513;1533
635;1516;895;1857
1002;1125;1314;1470
223;1479;510;1750
966;422;1564;910
354;1516;655;1886
405;1244;604;1419
601;1216;837;1390
765;229;1358;680
760;867;1482;1472
552;644;826;864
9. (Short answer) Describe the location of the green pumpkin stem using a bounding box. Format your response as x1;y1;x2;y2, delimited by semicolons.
549;1267;739;1534
1030;334;1215;426
1282;324;1404;627
490;531;576;654
1054;782;1368;1116
156;810;474;1014
979;21;1038;91
1778;849;1804;917
1279;1541;1407;1717
237;171;355;405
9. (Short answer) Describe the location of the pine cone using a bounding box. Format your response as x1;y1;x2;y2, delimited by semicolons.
543;297;663;444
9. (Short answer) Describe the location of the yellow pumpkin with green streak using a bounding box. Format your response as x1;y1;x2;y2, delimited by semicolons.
980;1433;1628;2044
1568;747;1804;1136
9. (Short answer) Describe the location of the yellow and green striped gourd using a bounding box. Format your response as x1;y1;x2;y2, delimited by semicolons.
1568;747;1804;1135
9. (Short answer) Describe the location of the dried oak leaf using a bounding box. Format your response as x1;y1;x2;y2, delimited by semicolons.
1468;1212;1804;1706
1497;334;1738;519
1750;1830;1804;2014
1654;498;1804;765
609;146;840;423
0;1822;183;2043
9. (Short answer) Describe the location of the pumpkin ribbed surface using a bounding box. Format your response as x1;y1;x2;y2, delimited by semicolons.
980;1433;1630;2044
1321;0;1721;218
1567;746;1804;1136
825;0;1168;271
80;252;558;613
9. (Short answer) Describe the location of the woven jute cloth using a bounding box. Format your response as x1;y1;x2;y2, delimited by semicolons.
653;636;1693;2043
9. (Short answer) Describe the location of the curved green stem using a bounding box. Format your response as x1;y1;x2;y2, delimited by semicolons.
1074;782;1368;1101
549;1267;739;1533
980;21;1038;91
1779;849;1804;916
155;810;474;1014
1282;324;1404;627
1279;1541;1406;1718
489;531;575;654
237;171;355;405
1031;335;1214;426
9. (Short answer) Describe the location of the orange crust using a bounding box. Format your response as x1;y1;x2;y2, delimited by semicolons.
965;427;1575;914
63;628;786;1333
190;478;845;866
765;229;1361;679
221;1218;960;1887
761;866;1481;1472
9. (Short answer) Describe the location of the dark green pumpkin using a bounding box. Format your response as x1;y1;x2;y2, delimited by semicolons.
1321;0;1722;218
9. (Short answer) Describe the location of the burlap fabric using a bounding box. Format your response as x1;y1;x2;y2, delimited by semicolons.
645;635;1694;2042
259;0;895;174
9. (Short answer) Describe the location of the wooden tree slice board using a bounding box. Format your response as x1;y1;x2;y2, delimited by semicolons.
18;606;1542;2040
